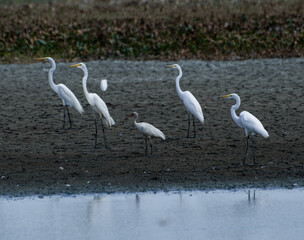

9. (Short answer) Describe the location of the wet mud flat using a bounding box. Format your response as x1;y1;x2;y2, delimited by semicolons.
0;59;303;196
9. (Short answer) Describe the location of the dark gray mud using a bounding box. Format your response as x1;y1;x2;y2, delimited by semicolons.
0;59;303;196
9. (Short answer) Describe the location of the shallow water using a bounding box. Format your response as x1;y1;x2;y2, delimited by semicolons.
0;189;303;240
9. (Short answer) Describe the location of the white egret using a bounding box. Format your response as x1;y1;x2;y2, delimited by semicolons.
124;112;165;156
100;79;108;92
166;64;204;138
70;63;115;148
37;57;84;129
220;93;269;164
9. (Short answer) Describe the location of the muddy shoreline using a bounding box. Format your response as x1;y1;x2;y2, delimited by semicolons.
0;59;303;196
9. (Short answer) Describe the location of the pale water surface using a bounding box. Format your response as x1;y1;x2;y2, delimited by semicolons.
0;189;303;240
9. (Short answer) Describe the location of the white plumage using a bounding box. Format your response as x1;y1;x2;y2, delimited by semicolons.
89;93;114;127
182;91;205;124
124;112;165;156
71;63;115;148
239;111;269;138
136;121;166;140
166;64;204;137
37;57;84;129
100;79;108;92
57;83;84;114
220;93;269;164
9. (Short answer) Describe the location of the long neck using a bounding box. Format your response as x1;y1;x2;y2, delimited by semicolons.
81;67;90;100
175;65;184;98
48;60;58;92
231;95;241;127
133;113;138;125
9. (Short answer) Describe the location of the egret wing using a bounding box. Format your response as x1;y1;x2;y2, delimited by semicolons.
58;84;84;114
182;91;204;123
92;93;113;127
240;111;269;138
137;122;165;140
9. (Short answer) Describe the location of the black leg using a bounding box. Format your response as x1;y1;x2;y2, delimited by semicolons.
243;136;249;165
62;106;66;130
145;138;148;156
192;115;196;138
149;139;153;156
94;118;98;149
100;119;108;148
66;106;72;129
186;112;191;138
251;136;256;164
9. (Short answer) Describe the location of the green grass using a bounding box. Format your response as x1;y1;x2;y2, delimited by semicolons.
1;0;304;62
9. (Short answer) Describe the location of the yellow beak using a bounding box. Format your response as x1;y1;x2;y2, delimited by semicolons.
166;64;176;68
70;63;81;67
36;57;47;61
220;94;232;98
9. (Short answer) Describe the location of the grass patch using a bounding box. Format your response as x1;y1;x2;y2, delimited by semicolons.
1;0;304;62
